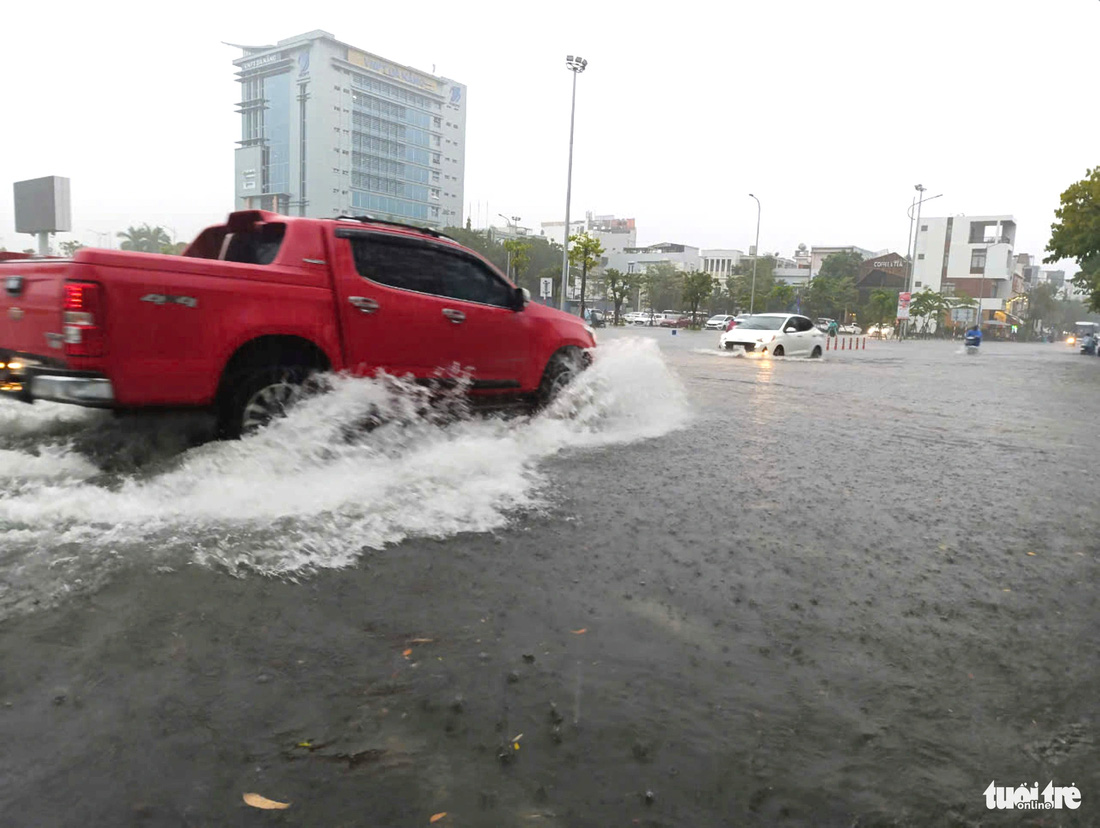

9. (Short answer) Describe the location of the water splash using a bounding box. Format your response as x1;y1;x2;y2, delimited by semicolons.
0;338;688;617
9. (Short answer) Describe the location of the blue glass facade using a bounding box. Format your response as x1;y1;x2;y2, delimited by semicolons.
352;191;429;221
347;70;440;225
263;72;291;196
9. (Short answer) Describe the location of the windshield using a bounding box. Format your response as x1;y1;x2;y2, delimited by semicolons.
735;316;785;330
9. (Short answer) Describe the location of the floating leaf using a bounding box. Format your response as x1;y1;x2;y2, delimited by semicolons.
243;792;290;810
1027;552;1036;556
430;812;447;823
403;648;413;658
409;638;434;644
571;628;587;635
297;741;312;748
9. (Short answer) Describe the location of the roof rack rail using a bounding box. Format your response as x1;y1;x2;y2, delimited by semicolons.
335;214;453;240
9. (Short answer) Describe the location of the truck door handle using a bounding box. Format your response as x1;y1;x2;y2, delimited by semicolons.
348;296;379;314
442;308;465;324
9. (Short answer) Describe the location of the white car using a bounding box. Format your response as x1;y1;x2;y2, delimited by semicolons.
866;324;894;339
718;313;826;357
838;323;862;335
705;314;736;330
628;311;661;326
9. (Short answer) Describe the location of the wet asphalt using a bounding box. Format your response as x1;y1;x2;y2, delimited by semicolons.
0;330;1097;827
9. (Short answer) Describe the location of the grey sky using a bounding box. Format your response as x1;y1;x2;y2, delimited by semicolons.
1;0;1094;272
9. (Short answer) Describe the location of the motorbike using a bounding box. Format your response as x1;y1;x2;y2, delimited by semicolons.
964;334;981;354
1080;337;1098;356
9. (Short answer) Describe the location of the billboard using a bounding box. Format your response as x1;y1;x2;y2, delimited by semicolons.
896;291;911;320
14;176;71;234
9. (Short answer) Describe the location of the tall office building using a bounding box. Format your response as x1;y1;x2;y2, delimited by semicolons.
232;30;466;227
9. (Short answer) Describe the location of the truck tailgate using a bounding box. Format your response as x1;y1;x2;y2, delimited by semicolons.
0;260;67;359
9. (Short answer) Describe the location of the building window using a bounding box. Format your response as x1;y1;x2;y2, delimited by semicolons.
920;224;928;231
970;249;987;273
917;253;924;260
915;281;922;287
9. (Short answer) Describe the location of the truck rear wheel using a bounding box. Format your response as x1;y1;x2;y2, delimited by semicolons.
216;364;315;439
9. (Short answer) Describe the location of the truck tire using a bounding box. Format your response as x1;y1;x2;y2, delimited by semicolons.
534;348;587;409
216;363;316;439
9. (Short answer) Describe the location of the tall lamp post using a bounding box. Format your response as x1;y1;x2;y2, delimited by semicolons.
560;55;587;310
748;194;761;314
497;213;521;279
905;186;942;337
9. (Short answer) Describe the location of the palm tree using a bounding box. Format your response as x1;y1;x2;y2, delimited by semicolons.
116;224;173;253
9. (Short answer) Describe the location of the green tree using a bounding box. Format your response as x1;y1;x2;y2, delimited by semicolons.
729;256;777;312
817;250;864;281
603;268;636;325
681;270;713;326
766;281;795;313
59;240;85;257
804;251;863;321
568;231;604;315
639;262;681;315
502;239;531;283
908;288;951;337
1020;282;1058;339
1045;166;1100;312
865;289;897;331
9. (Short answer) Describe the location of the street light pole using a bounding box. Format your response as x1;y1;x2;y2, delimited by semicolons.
497;213;520;279
748;194;761;314
560;55;588;311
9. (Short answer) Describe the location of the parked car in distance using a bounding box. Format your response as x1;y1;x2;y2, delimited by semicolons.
718;313;825;357
624;311;657;326
815;318;836;333
838;322;862;335
657;311;691;328
705;314;735;330
866;324;894;339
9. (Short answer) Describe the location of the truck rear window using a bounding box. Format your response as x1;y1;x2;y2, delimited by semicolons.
185;223;286;265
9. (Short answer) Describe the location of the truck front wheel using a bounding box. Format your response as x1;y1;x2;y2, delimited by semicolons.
534;348;588;409
216;364;315;439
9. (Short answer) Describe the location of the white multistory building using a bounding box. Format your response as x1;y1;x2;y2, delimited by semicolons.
540;212;637;263
605;243;702;277
911;215;1017;321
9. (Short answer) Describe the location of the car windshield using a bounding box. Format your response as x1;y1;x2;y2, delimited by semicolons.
735;316;785;330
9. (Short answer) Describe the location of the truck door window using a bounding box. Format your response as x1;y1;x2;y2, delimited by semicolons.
348;237;444;295
435;254;515;308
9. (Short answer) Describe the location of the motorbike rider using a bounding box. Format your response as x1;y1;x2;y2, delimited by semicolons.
964;324;982;347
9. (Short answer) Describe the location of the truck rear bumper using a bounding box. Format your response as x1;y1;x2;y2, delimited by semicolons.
0;354;115;407
30;375;115;405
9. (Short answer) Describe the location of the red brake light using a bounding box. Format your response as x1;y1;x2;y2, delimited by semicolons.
63;281;105;357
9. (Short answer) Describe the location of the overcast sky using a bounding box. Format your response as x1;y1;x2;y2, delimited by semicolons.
1;0;1095;271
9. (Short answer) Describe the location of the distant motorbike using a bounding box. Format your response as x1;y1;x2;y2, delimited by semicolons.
964;333;981;354
1080;337;1097;356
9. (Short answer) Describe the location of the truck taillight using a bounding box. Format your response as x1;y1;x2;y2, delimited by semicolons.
63;281;105;357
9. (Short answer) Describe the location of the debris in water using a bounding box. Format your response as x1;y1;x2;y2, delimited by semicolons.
243;792;290;810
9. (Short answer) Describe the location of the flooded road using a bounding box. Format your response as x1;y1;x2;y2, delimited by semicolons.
1;332;1096;826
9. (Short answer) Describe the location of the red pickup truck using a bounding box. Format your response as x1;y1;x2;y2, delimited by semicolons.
0;211;595;437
